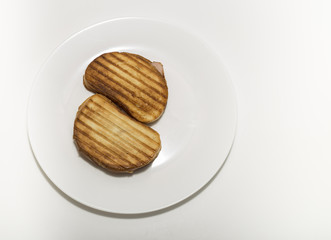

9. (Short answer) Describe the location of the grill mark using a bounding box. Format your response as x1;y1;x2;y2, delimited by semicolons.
127;53;152;68
80;110;153;159
114;53;165;87
77;139;125;170
84;103;157;151
129;54;165;78
111;53;166;89
75;130;127;169
119;52;155;71
90;99;160;144
75;122;138;167
75;127;131;169
86;69;153;119
96;57;166;104
86;74;157;123
85;73;138;112
76;117;146;165
100;55;167;100
124;53;165;81
90;62;162;112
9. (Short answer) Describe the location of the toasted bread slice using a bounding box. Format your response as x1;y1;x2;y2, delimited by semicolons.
84;52;168;123
73;94;161;173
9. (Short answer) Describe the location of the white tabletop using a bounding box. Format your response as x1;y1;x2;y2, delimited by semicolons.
2;0;331;239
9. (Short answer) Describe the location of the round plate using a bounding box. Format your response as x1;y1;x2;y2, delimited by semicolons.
27;18;237;214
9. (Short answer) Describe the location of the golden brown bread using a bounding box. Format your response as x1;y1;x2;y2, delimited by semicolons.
84;52;168;123
73;94;161;173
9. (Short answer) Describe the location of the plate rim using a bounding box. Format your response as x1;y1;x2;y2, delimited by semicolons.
27;17;238;214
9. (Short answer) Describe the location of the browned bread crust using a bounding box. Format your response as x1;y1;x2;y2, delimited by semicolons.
84;52;168;123
73;94;161;173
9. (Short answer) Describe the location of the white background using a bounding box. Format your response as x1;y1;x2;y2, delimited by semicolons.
1;0;331;239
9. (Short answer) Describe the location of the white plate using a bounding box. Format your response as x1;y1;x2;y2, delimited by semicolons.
27;18;237;214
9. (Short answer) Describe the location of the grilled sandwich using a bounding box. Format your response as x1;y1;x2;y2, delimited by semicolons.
73;94;161;173
84;52;168;123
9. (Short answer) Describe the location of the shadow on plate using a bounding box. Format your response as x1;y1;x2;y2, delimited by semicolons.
28;134;235;219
